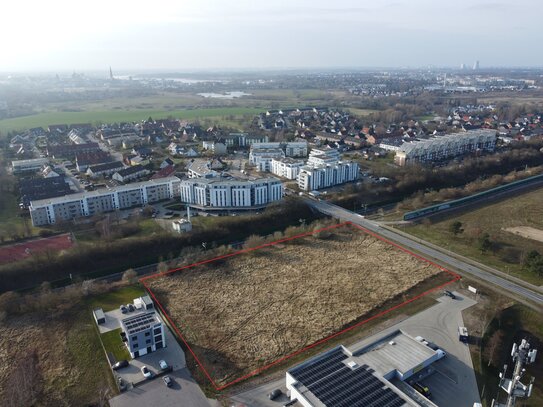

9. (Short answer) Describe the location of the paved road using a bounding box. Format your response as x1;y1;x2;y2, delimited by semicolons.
307;199;543;306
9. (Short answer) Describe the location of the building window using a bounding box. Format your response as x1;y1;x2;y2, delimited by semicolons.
153;328;161;335
146;339;151;344
145;332;150;337
133;343;139;349
131;336;137;341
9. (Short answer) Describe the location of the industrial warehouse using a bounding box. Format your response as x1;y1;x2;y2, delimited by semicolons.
286;330;448;407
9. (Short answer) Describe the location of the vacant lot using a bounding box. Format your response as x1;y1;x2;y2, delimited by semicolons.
402;187;543;285
147;225;444;386
0;285;144;407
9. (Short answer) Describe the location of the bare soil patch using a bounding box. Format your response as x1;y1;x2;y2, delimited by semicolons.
148;225;445;386
504;226;543;243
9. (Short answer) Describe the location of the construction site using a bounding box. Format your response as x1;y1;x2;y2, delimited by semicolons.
145;223;456;388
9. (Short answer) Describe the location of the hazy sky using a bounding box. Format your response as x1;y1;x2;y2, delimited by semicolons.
2;0;542;72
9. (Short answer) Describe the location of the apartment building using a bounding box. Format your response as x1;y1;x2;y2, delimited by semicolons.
394;129;497;166
29;176;181;226
249;148;285;172
180;177;283;210
298;161;359;191
250;141;309;158
11;158;49;174
271;158;305;180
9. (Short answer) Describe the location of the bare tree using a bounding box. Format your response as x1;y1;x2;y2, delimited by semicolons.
122;268;138;284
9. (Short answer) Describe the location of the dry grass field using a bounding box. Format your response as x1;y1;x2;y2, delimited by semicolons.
147;225;444;386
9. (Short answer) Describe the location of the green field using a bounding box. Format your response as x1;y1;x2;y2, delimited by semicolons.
401;188;543;285
0;107;263;134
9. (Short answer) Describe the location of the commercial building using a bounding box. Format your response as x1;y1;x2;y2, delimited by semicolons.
271;157;305;180
286;330;445;407
11;158;49;174
394;129;497;166
297;161;359;191
180;177;283;210
29;176;181;226
120;311;166;358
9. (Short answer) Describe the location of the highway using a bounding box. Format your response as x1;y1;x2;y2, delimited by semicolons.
307;198;543;306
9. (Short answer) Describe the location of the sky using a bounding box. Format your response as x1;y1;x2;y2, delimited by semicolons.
1;0;542;72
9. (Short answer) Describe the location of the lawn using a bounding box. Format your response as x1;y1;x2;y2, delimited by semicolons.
87;285;145;312
401;187;543;285
0;107;263;134
101;328;131;362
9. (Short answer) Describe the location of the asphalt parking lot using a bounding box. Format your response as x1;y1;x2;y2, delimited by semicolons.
230;291;480;407
109;367;215;407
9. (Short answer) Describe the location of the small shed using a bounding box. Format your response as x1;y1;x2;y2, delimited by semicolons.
93;308;106;325
134;295;154;310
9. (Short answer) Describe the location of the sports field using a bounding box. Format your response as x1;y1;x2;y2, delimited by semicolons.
144;222;457;389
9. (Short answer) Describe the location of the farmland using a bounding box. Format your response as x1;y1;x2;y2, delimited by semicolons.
146;224;449;387
0;106;263;135
401;187;543;285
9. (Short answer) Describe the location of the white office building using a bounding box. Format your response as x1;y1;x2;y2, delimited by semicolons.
180;177;283;210
271;158;305;180
29;177;181;226
297;161;359;191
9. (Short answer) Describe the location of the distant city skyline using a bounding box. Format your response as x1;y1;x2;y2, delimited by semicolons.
2;0;543;72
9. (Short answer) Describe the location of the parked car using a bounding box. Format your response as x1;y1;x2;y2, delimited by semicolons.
127;304;135;312
268;389;282;400
163;375;172;387
444;290;457;299
119;305;128;314
141;366;152;379
159;360;169;370
112;360;129;370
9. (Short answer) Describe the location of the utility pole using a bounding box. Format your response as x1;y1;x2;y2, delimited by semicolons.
492;338;537;407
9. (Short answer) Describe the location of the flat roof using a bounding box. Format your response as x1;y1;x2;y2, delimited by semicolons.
29;176;180;206
181;176;281;186
351;330;436;377
288;347;413;407
121;311;161;335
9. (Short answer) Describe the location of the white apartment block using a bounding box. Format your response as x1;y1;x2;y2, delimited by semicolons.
29;177;181;226
249;148;285;172
250;141;308;158
271;158;305;180
180;177;283;210
297;161;359;191
394;129;496;166
11;158;49;174
307;148;341;166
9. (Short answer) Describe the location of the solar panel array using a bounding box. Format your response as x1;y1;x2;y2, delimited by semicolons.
122;312;158;335
289;347;407;407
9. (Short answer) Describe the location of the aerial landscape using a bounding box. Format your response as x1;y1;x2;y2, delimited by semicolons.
1;1;542;407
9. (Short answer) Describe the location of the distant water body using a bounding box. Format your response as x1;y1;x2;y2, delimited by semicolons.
197;91;251;99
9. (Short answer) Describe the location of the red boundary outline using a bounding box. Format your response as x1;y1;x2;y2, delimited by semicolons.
140;221;461;391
